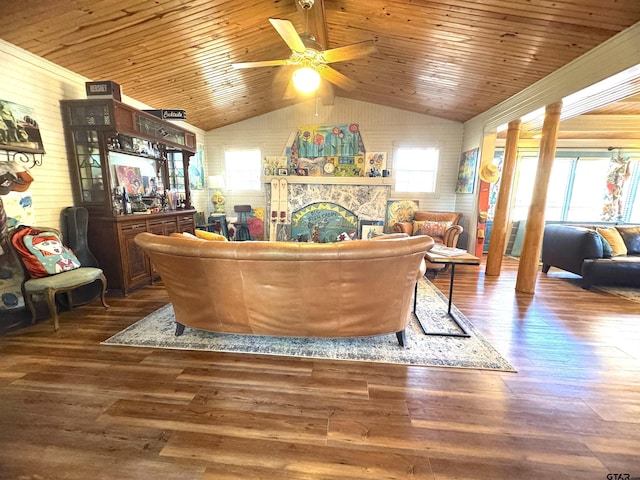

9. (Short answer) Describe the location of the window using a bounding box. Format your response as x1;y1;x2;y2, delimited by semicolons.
224;148;261;191
394;147;439;193
511;154;640;223
545;158;573;221
565;158;610;221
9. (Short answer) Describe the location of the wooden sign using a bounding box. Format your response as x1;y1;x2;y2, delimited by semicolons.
85;81;121;101
144;109;187;121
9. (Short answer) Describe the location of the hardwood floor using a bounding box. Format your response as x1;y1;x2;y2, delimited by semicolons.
1;257;639;479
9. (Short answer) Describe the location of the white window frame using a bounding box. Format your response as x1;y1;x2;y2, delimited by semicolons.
223;148;262;191
393;146;440;194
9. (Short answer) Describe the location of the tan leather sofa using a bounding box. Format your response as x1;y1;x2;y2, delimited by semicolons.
134;232;434;346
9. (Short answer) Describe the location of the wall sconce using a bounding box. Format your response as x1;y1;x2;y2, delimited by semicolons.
292;67;321;94
208;175;226;213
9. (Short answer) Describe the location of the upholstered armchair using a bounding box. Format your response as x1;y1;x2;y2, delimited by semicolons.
10;226;109;331
392;211;463;275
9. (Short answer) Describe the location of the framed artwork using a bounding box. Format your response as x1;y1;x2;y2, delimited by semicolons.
264;156;288;176
114;165;144;194
0;99;45;154
385;199;419;232
366;152;387;177
455;148;479;194
277;168;288;176
359;220;385;239
189;145;205;190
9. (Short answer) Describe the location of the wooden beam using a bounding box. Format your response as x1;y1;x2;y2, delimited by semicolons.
486;119;521;276
515;102;562;294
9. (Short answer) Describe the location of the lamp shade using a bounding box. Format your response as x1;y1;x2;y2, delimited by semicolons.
292;67;321;94
208;175;225;190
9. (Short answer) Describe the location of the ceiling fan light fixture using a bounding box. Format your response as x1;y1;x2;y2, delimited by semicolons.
293;67;321;93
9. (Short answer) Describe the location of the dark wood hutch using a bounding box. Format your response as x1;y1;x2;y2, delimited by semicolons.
60;98;197;296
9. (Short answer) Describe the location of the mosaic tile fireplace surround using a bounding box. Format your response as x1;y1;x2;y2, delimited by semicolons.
267;183;391;241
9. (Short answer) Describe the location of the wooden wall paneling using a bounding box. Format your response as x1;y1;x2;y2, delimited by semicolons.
3;0;638;132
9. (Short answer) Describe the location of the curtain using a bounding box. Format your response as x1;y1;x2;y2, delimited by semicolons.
601;154;631;221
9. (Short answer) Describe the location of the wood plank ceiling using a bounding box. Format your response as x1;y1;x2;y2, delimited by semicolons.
2;0;640;132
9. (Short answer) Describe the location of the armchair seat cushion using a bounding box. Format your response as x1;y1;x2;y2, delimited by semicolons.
23;267;105;293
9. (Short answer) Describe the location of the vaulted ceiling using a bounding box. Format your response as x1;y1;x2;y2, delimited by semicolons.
2;0;640;132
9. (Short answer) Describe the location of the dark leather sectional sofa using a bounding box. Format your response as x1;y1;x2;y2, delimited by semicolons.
541;224;640;289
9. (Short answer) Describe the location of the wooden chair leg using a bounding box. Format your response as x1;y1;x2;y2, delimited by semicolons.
98;274;110;309
23;291;37;325
45;288;59;332
66;291;74;311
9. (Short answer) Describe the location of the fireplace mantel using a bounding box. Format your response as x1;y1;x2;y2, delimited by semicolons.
261;176;392;186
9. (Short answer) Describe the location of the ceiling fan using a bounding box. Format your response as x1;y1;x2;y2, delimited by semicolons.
231;0;376;96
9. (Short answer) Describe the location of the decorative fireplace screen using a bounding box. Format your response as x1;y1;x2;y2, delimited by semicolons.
291;202;358;243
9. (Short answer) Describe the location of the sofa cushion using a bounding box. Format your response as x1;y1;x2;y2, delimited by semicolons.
413;220;452;238
596;227;627;256
595;232;613;258
195;229;228;241
615;226;640;255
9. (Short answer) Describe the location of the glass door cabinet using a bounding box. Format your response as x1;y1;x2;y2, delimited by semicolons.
61;99;197;296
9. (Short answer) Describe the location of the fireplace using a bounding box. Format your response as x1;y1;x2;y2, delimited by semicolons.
268;183;391;241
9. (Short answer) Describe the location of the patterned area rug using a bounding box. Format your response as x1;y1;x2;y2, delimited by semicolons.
102;278;516;372
594;285;640;304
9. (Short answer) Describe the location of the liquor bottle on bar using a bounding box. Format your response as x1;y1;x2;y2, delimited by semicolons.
122;186;132;214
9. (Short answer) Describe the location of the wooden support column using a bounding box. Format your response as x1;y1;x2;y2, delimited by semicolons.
486;120;521;276
515;102;562;294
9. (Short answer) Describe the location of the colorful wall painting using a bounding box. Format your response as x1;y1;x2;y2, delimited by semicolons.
385;200;419;233
455;148;479;194
288;124;366;177
291;202;358;243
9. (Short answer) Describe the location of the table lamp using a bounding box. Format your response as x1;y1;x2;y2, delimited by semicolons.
208;175;226;213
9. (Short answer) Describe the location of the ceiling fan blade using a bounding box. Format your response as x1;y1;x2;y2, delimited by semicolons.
269;18;306;53
283;78;298;100
319;80;335;106
318;66;357;91
232;59;289;69
321;41;377;63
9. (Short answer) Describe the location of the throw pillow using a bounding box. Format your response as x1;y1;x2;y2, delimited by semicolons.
615;226;640;255
595;232;613;258
337;231;356;241
12;227;81;278
194;229;228;241
596;227;627;256
413;220;452;238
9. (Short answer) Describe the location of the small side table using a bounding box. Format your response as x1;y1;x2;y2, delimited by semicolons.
414;251;480;337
